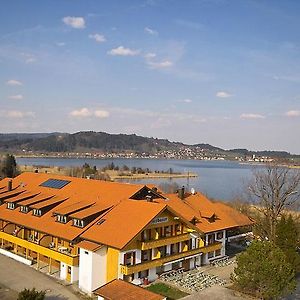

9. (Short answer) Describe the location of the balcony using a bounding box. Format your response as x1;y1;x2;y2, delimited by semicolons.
0;231;79;266
120;242;222;275
138;233;191;250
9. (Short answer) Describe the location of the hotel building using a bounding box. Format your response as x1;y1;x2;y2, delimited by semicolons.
0;173;253;294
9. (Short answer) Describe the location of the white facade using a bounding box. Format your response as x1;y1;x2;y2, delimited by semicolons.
79;246;107;294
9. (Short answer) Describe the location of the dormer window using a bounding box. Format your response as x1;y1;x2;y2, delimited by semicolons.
20;206;29;214
73;218;84;228
33;208;42;217
57;214;67;224
7;202;15;210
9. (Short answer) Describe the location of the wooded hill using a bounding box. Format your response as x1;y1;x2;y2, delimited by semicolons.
0;131;297;158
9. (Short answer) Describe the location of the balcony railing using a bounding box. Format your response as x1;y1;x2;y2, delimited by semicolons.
138;233;191;250
120;242;222;275
0;231;79;266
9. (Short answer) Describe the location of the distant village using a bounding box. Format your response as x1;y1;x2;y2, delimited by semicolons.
18;146;275;164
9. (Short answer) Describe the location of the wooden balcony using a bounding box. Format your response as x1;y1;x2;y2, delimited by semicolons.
0;231;79;266
138;233;191;250
120;242;222;275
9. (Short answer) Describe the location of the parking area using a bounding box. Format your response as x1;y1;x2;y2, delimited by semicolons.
0;254;82;300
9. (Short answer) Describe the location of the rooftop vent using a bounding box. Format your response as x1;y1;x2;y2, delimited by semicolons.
7;180;12;191
178;186;185;200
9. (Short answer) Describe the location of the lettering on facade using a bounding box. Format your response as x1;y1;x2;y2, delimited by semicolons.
151;216;168;225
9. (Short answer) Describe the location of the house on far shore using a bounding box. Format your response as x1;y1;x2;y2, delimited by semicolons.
0;172;253;295
93;279;166;300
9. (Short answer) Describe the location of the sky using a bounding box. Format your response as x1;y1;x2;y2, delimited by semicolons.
1;0;300;153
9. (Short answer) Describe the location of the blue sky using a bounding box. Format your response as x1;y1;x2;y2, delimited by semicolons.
1;0;300;153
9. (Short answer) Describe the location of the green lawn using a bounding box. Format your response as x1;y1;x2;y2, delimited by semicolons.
146;283;189;300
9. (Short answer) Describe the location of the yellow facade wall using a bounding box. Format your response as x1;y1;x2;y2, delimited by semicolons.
106;247;120;282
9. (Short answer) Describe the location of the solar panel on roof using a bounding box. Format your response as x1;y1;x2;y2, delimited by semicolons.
40;179;70;189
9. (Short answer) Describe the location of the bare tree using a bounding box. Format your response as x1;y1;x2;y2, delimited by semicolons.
248;163;300;242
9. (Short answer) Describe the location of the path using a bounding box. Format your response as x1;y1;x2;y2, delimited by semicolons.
0;254;82;300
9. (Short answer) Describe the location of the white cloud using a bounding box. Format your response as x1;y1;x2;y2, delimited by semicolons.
240;113;265;120
94;110;110;118
70;108;109;118
216;91;233;98
70;108;92;117
147;60;173;69
0;110;34;118
285;110;300;117
88;33;106;43
180;98;192;103
62;16;85;29
25;57;37;64
144;52;156;59
108;46;140;56
144;27;158;35
6;79;23;86
9;94;23;100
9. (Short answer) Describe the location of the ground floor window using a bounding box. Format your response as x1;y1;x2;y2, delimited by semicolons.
138;269;149;278
172;261;180;269
208;251;214;259
123;274;134;282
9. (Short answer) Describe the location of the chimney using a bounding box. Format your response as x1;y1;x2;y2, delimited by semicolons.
7;179;12;191
146;195;153;202
178;186;185;200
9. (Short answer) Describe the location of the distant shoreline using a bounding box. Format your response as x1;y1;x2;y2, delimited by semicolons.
19;165;198;180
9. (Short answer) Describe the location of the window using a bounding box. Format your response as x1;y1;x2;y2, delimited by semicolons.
124;252;135;266
20;206;29;213
138;269;149;278
158;245;167;257
215;249;221;257
7;202;15;210
208;251;214;259
207;234;215;245
164;225;172;237
33;209;42;216
68;266;71;274
73;218;84;228
216;231;224;240
141;250;151;262
57;215;67;223
175;224;182;235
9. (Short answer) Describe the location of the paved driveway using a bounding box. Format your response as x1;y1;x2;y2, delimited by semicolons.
0;254;81;300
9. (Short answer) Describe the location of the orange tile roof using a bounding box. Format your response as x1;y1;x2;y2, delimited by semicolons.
77;240;103;251
4;191;40;203
19;194;54;206
70;204;111;219
53;200;95;216
0;188;26;199
157;192;254;233
81;200;167;249
30;196;66;209
0;173;162;243
93;279;165;300
0;172;253;248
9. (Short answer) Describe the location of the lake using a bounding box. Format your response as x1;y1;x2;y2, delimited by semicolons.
16;158;261;201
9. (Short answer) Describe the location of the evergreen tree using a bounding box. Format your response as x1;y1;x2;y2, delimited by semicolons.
1;154;18;178
233;241;296;299
18;288;45;300
276;215;300;273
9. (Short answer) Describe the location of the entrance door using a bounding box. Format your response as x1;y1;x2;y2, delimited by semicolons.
182;259;190;271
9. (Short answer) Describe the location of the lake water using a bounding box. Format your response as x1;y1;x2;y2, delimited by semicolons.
16;158;261;201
